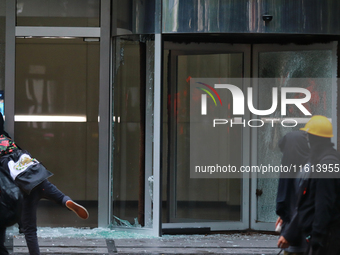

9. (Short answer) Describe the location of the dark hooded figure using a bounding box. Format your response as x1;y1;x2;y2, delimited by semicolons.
276;130;309;254
296;139;340;254
279;116;340;255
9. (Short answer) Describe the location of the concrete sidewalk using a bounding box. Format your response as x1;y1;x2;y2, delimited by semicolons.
5;229;282;254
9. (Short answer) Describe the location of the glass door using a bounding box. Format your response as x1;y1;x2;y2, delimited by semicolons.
251;42;337;230
15;38;99;227
111;35;159;235
162;43;251;231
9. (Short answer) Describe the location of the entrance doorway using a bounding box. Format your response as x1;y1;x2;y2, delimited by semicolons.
162;41;337;231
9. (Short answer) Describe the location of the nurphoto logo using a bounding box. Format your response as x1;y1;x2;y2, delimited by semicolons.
190;78;332;178
198;84;311;116
195;80;312;128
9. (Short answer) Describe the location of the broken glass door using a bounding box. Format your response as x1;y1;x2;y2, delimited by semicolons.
251;43;337;230
112;35;157;234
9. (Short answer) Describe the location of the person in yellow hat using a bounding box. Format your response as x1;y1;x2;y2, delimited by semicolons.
300;115;334;140
281;115;340;255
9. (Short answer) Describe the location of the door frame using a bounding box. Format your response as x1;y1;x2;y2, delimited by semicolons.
162;42;251;231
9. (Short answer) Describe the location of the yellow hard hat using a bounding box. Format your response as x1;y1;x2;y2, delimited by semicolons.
300;115;333;138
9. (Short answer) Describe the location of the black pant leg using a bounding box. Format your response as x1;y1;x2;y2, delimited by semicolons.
0;227;9;255
21;185;42;255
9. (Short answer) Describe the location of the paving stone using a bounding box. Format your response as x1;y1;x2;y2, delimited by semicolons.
14;247;108;254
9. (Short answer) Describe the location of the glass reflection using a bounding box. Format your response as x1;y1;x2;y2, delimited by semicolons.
16;0;100;27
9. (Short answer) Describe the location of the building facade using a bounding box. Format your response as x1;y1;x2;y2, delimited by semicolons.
1;0;340;236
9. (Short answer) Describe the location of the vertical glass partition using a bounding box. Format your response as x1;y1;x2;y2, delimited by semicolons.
0;0;5;114
169;53;243;223
112;35;155;231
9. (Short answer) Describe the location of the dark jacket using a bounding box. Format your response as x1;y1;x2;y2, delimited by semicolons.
296;143;340;243
0;113;52;194
276;131;309;249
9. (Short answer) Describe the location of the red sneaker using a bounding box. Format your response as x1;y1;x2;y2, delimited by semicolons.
66;200;89;220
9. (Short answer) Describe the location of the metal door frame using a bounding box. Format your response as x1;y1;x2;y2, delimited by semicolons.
163;42;251;231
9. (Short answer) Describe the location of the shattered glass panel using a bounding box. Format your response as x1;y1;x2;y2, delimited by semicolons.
112;35;155;230
257;50;333;222
145;39;155;228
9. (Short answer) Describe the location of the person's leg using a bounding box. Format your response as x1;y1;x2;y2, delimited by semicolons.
21;187;42;255
65;200;89;220
41;180;89;219
0;227;9;255
40;180;70;206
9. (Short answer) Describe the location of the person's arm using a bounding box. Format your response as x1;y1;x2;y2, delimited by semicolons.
310;178;336;248
278;235;290;248
280;209;302;246
276;178;291;223
275;217;283;229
